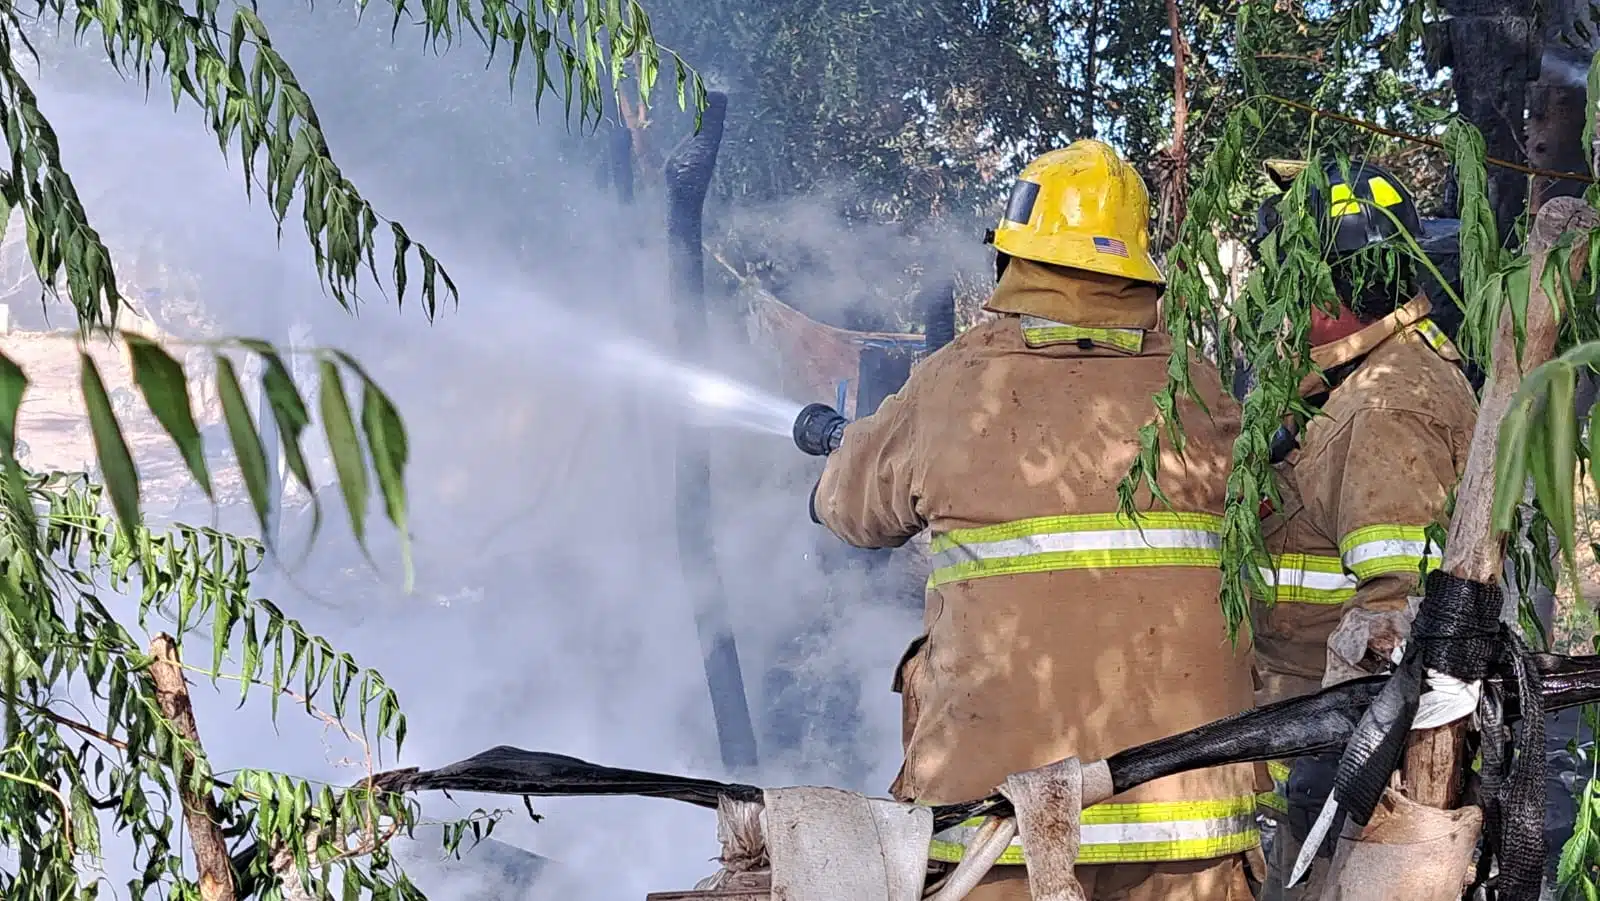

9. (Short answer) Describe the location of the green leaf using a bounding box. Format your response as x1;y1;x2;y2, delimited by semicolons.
318;359;369;549
1542;364;1581;595
124;332;212;499
80;352;141;535
240;340;321;549
0;349;25;460
358;372;411;590
215;355;274;540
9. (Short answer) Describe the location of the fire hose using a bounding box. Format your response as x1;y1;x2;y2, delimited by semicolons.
365;617;1600;896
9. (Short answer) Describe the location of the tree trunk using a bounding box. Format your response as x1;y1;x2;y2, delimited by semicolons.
663;93;759;772
1166;0;1187;153
1437;0;1539;247
149;634;237;901
1405;197;1600;808
1529;0;1599;210
1083;0;1103;134
611;122;635;205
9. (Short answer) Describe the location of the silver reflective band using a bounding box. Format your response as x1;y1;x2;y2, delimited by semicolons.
1341;538;1429;570
928;795;1260;865
935;528;1220;568
1257;565;1357;592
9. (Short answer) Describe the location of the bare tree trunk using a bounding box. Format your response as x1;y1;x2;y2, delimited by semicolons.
149;634;237;901
1406;197;1600;806
1166;0;1187;153
1153;0;1190;249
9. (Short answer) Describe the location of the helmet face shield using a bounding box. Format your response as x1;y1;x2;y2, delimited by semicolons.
1003;179;1041;227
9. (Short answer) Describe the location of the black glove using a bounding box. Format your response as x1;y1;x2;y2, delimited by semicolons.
794;403;847;456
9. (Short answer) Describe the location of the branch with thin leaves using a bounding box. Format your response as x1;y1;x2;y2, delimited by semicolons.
0;331;414;588
0;0;708;335
0;463;498;899
1116;97;1333;637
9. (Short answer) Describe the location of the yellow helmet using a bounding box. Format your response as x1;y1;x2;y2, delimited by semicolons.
989;140;1164;285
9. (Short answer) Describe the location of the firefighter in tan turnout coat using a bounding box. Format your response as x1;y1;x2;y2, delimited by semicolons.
809;140;1258;900
1248;161;1479;900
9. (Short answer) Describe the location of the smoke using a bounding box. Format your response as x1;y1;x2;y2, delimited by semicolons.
17;2;953;897
1541;47;1593;91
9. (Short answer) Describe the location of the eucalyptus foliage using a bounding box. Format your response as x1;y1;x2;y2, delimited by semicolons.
0;0;703;894
1116;2;1600;893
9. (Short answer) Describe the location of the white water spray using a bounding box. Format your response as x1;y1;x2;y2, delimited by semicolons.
595;334;805;437
440;282;808;438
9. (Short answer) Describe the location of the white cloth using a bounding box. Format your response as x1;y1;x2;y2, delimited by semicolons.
1412;669;1482;730
763;787;933;901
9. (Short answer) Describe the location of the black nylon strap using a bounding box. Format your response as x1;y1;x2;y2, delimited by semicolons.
1495;631;1546;901
1414;570;1504;681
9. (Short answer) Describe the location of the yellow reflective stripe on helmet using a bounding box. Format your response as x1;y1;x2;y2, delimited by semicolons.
1329;182;1359;217
1255;553;1357;605
1368;176;1403;208
928;796;1260;865
1019;316;1145;353
927;512;1223;589
1339;524;1439;581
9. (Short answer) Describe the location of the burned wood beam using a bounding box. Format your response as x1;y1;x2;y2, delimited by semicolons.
663;92;760;772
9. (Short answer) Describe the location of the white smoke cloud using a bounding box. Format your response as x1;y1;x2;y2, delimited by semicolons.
18;1;953;897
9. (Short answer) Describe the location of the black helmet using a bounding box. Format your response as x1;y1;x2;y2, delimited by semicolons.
1251;160;1422;260
1251;160;1423;320
1314;160;1422;258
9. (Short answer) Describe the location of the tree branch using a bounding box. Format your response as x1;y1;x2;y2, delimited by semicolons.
1264;94;1596;184
1084;0;1103;132
149;634;237;901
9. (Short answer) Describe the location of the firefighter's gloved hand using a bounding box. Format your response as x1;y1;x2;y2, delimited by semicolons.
794;403;847;456
1285;751;1340;856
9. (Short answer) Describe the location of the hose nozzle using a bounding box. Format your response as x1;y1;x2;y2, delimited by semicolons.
794;403;847;456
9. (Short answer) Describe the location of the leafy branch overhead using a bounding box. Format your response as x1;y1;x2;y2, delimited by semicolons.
0;0;704;332
0;0;706;896
0;468;453;900
3;334;414;586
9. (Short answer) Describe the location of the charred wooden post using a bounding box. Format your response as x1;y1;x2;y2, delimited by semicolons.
1528;2;1599;210
664;92;759;771
920;277;956;356
611;121;635;205
1430;0;1539;246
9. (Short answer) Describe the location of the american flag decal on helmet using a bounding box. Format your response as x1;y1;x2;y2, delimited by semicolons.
1093;236;1129;257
